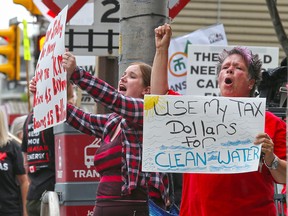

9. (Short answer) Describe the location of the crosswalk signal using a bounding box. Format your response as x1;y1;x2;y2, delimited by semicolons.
0;24;20;81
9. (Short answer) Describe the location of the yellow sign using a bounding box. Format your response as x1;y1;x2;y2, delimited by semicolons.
23;20;31;61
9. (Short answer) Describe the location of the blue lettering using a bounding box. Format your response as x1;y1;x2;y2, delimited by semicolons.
155;151;207;168
218;146;261;165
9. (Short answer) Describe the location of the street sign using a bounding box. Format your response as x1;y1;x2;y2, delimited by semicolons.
36;0;187;22
169;0;190;19
33;0;56;21
35;0;186;56
65;0;119;56
42;0;88;23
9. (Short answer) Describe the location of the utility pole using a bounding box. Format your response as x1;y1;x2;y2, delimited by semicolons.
119;1;169;77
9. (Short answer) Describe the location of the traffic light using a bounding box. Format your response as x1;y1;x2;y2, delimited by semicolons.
0;24;20;81
13;0;42;16
38;35;46;52
34;34;46;61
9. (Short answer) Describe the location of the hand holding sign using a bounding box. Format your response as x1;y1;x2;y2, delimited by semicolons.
62;51;77;80
142;95;266;174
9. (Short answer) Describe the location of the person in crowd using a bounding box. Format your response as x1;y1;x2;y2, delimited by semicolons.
0;109;29;216
22;83;76;216
67;83;77;106
151;23;287;216
22;110;55;216
10;115;28;142
170;173;182;208
29;58;169;216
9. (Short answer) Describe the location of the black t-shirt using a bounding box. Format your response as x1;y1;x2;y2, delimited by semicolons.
22;111;55;200
0;140;25;215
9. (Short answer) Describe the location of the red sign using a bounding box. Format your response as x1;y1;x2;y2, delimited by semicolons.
55;133;100;183
42;0;88;23
169;0;190;19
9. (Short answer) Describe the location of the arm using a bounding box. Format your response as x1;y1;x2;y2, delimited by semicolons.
268;159;286;183
66;104;111;136
16;174;29;216
22;152;29;175
151;23;172;95
255;132;286;183
21;119;30;175
254;114;287;183
62;55;144;125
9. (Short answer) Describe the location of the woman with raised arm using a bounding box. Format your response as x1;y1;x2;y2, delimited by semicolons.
152;23;286;216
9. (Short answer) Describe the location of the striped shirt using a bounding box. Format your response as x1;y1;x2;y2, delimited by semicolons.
94;133;122;199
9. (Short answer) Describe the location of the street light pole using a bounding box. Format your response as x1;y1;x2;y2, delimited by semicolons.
119;0;169;77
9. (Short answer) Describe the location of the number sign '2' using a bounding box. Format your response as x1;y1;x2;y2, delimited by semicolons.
65;0;119;56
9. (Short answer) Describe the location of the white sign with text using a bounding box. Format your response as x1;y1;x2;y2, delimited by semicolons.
33;6;68;132
142;95;266;173
186;45;279;96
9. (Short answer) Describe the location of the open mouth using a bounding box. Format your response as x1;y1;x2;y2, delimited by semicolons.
119;85;127;91
224;77;232;84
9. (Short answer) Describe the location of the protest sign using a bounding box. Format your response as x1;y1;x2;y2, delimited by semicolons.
33;6;68;133
168;24;227;94
186;45;279;96
142;95;266;174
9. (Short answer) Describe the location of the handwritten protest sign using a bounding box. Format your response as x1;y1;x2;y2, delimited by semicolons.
142;95;266;174
33;6;68;133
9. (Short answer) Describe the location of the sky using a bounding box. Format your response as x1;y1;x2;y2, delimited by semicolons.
0;0;34;29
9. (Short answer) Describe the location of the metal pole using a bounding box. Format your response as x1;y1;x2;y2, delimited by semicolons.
119;0;169;77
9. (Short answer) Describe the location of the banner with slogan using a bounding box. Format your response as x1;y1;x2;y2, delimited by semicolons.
142;95;266;174
168;24;228;94
186;45;279;96
33;6;68;133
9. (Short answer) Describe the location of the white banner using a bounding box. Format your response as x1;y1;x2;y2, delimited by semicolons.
142;95;266;173
168;24;228;94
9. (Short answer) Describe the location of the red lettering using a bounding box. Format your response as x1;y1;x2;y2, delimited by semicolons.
35;67;43;82
27;145;49;152
53;55;63;76
44;68;50;80
33;117;46;129
45;87;52;104
55;98;66;123
47;110;54;126
52;77;66;96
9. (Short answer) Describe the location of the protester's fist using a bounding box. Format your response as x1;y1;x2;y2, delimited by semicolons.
154;23;172;50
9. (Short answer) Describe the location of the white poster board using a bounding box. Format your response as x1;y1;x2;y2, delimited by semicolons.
168;24;228;94
142;95;266;173
186;45;279;96
33;6;68;132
